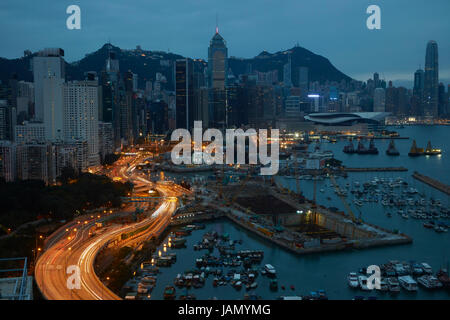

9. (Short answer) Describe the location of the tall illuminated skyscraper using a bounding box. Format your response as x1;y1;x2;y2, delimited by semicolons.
424;41;439;118
208;26;228;128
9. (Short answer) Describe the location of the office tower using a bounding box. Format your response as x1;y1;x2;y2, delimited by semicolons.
208;27;228;128
411;74;424;116
438;83;447;117
14;121;45;144
63;80;100;166
424;41;439;118
373;72;381;88
98;121;114;162
284;96;302;118
175;59;195;130
0;140;16;182
16;81;34;121
283;55;292;88
42;76;64;141
101;50;123;148
148;100;169;134
373;88;386;112
32;48;65;122
413;69;425;99
298;67;309;98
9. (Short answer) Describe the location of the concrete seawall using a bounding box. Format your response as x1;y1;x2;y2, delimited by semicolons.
412;171;450;195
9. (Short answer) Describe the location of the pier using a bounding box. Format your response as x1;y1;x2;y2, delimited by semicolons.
412;171;450;195
343;167;408;172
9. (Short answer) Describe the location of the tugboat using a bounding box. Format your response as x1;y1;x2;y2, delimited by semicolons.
365;138;379;154
343;140;357;154
356;139;378;154
424;141;442;156
408;140;424;157
386;139;400;156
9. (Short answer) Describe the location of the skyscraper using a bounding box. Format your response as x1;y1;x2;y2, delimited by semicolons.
175;58;194;130
283;54;292;88
373;88;386;112
424;41;439;118
63;80;100;166
413;69;425;97
32;48;65;123
208;27;228;128
298;67;309;98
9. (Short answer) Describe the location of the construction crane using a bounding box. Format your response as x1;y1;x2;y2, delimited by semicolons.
325;168;362;224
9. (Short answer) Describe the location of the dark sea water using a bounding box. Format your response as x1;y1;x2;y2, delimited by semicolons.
149;126;449;300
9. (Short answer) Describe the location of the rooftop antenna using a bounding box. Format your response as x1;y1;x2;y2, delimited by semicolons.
216;13;219;34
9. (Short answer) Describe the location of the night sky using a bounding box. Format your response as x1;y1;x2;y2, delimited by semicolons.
1;0;449;85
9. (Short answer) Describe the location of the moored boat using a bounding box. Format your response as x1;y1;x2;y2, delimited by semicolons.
347;272;359;288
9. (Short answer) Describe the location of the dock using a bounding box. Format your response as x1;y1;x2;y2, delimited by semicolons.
343;167;408;172
412;171;450;195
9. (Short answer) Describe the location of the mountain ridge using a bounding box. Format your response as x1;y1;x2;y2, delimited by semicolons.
0;43;353;88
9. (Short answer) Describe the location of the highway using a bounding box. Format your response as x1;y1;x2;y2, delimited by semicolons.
34;154;185;300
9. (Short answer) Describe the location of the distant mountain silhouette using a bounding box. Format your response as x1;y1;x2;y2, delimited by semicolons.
229;46;352;84
0;43;352;87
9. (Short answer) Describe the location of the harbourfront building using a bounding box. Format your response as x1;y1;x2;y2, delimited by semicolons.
304;112;390;134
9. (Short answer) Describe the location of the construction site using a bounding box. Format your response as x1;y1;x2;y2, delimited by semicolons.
172;164;414;256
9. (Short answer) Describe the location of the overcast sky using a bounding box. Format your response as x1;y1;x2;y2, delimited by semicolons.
1;0;449;84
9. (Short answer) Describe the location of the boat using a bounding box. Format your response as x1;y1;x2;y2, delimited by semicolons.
436;269;450;289
421;263;433;274
163;286;176;300
423;222;434;229
343;140;357;154
357;139;378;155
378;279;389;292
398;276;418;291
387;277;400;293
270;279;278;291
233;281;242;290
417;275;443;289
358;275;370;291
171;237;187;248
264;264;276;277
347;272;359;288
386;139;400;156
424;141;442;156
408;140;424;157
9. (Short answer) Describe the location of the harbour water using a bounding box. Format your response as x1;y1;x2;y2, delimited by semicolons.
148;126;449;300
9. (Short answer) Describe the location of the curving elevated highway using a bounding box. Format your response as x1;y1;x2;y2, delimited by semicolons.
35;159;184;300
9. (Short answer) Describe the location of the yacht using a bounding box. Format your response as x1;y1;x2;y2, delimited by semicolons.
398;276;418;291
417;275;443;289
387;277;401;293
264;264;276;277
347;272;359;288
358;275;370;291
421;263;433;275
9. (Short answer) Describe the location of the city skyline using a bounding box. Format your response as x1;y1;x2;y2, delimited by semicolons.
0;0;449;85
